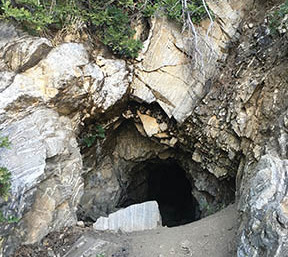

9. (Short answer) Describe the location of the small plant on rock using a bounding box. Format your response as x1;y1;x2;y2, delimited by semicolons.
0;212;19;224
0;135;17;224
0;0;212;59
83;125;105;148
0;135;11;200
269;0;288;34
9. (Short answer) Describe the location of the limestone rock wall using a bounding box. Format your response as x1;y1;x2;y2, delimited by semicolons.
175;2;288;255
0;108;83;255
131;0;251;123
1;1;286;256
0;22;132;256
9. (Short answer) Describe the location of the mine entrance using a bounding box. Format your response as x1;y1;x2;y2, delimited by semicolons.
147;160;200;227
118;159;200;227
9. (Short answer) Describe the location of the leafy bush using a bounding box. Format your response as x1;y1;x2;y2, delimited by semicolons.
269;0;288;34
0;0;54;32
88;6;143;58
141;0;207;24
0;0;209;58
0;135;11;200
0;211;19;224
83;125;105;147
0;167;11;199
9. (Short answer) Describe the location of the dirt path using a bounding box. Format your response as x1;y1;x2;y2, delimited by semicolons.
13;204;237;257
127;204;237;257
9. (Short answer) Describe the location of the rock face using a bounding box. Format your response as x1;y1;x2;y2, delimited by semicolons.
2;1;288;256
0;42;130;122
0;22;131;256
93;201;161;232
174;2;288;255
131;0;250;123
0;108;83;255
238;155;288;257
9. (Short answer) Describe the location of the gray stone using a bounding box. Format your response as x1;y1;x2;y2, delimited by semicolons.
238;154;288;257
0;108;83;252
63;235;125;257
0;22;52;72
93;201;161;232
0;71;15;92
93;56;131;111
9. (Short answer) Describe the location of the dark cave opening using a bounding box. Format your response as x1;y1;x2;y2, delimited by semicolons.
118;159;200;227
147;160;200;227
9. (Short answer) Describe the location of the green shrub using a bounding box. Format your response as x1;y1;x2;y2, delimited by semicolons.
0;136;19;224
0;0;209;58
83;125;105;147
88;6;143;58
269;0;288;34
0;135;11;200
0;167;11;200
140;0;207;24
0;211;19;224
0;136;9;148
1;0;54;32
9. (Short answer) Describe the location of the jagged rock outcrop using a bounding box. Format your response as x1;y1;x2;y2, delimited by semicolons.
238;155;288;257
2;1;288;257
0;22;132;256
131;0;251;122
175;2;288;255
0;108;83;255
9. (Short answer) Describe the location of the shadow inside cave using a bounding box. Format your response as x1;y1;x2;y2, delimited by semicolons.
118;159;201;227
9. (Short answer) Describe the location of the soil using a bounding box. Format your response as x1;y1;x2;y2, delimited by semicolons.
13;204;237;257
128;204;237;257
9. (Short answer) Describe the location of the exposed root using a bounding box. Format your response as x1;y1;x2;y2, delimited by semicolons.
181;0;217;72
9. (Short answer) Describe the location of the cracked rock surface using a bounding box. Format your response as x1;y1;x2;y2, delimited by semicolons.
1;0;288;256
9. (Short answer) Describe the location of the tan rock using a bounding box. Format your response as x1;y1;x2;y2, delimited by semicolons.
0;23;52;72
192;150;202;163
160;137;178;147
154;132;170;139
159;122;168;132
131;2;248;123
137;111;160;137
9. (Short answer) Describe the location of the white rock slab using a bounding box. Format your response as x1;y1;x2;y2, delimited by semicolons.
93;201;161;232
63;235;122;257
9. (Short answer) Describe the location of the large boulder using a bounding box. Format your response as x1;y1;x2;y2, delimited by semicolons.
131;0;250;123
0;22;52;72
93;201;161;232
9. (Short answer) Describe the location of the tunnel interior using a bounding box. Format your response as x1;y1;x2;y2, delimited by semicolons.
118;159;200;227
